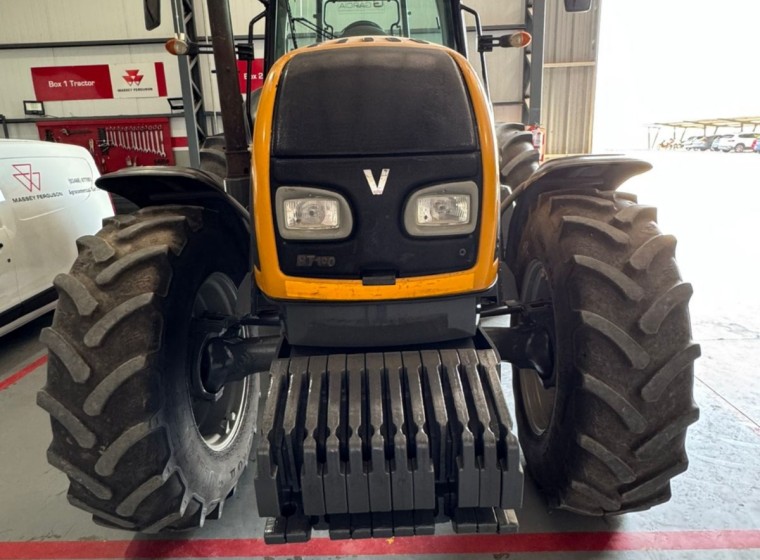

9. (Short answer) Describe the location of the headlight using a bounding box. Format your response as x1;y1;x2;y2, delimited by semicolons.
404;181;478;237
283;198;339;230
275;186;353;240
416;194;471;226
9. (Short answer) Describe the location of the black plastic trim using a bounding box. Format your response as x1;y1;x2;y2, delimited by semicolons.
272;46;478;157
0;287;56;330
282;294;478;347
270;154;482;279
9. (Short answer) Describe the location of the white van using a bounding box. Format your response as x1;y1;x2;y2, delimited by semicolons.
0;140;114;336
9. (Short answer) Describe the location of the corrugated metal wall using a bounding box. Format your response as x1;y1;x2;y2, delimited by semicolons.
543;0;601;155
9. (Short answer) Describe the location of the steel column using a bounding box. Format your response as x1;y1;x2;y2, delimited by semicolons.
171;0;207;168
523;0;546;125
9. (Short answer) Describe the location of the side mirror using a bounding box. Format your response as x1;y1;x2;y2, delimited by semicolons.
564;0;592;12
144;0;161;30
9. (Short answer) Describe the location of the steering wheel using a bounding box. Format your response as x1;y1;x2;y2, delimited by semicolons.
340;20;387;37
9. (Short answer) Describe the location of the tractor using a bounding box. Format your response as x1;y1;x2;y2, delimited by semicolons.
38;0;699;542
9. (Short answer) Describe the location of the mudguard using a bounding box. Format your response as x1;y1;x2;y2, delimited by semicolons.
96;166;255;312
503;155;652;269
97;165;251;241
96;166;250;224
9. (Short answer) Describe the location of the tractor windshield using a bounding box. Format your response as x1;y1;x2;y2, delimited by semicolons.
273;0;456;60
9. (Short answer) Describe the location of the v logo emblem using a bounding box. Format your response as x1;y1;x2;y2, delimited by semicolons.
363;168;390;196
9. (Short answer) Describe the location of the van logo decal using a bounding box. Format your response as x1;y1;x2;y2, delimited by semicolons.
364;168;390;196
12;164;42;192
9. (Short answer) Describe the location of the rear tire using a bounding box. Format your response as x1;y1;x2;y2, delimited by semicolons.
495;122;540;189
510;189;699;515
38;205;257;531
199;135;227;180
735;144;745;153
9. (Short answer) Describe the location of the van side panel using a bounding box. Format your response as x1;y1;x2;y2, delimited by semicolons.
0;187;19;312
6;156;110;301
0;140;113;331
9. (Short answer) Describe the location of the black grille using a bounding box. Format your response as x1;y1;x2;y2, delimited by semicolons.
272;46;478;157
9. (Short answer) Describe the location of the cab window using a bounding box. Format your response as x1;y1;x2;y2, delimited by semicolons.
274;0;455;60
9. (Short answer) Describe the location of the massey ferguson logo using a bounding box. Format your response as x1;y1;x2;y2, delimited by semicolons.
12;164;41;192
122;69;144;86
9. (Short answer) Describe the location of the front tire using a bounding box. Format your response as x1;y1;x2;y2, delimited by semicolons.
510;189;699;515
38;205;257;531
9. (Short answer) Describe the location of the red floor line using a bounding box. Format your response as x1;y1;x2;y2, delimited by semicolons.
0;354;47;392
1;530;759;559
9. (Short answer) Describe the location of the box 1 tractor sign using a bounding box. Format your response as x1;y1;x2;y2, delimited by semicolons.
31;63;167;101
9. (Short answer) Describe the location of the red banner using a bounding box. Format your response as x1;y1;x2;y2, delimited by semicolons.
31;63;167;101
32;65;112;101
237;59;265;93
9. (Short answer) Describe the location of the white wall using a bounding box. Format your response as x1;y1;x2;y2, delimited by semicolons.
0;0;181;141
0;0;176;43
0;0;531;143
0;46;182;119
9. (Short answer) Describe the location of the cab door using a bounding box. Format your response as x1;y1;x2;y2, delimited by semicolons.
0;186;19;314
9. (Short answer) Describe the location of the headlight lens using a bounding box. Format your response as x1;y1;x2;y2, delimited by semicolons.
275;186;353;240
284;198;339;230
416;194;471;226
404;181;478;237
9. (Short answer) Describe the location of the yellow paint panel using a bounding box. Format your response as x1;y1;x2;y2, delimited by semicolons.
252;38;499;302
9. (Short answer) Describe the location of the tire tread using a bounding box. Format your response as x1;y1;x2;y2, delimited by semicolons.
638;282;693;335
40;328;91;383
83;293;155;348
95;246;170;286
95;420;161;477
511;189;698;517
53;274;98;316
572;255;643;301
83;355;148;416
47;450;112;500
40;206;252;532
37;390;96;448
579;311;650;370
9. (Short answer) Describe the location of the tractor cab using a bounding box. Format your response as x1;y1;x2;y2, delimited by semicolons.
269;0;462;61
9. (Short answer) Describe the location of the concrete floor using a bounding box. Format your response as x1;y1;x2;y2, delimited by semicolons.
1;151;759;559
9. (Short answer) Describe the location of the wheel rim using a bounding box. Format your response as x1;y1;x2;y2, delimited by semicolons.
518;261;557;436
190;272;248;452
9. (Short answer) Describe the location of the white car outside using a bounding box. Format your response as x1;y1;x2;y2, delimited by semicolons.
716;132;760;153
0;140;114;336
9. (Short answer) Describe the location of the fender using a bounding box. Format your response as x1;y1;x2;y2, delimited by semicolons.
96;166;248;219
502;155;651;294
96;166;255;314
97;166;251;241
